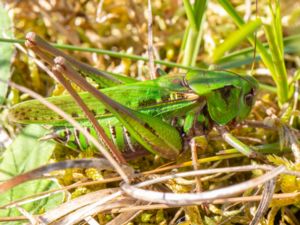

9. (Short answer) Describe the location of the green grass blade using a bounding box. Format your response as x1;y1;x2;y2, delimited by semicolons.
263;0;288;104
181;0;208;67
274;1;284;53
218;0;289;104
212;19;262;62
217;34;300;65
0;5;14;105
264;24;288;104
0;37;203;71
217;0;275;75
215;35;300;69
183;0;197;31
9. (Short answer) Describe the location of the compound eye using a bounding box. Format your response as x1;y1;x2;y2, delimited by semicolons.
244;89;254;106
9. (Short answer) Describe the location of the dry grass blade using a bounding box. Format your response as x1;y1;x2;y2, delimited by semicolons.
47;191;124;225
0;178;122;210
249;178;276;225
106;200;146;225
109;192;300;212
0;158;113;193
190;138;202;192
121;166;285;205
39;188;118;223
47;199;136;225
22;164;290;224
142;165;300;186
147;0;156;79
2;192;300;224
284;125;300;163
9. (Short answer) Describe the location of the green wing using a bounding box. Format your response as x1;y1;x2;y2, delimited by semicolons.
9;75;196;125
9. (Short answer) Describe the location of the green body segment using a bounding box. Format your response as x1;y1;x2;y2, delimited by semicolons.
186;70;258;125
9;74;195;125
53;118;130;153
8;70;258;159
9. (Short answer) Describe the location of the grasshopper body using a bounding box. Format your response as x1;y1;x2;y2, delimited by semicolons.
8;33;258;160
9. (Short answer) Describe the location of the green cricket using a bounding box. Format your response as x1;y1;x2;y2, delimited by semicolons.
8;32;258;160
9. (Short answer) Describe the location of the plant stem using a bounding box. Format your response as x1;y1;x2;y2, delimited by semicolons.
182;0;208;67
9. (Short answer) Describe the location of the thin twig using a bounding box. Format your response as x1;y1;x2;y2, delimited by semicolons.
190;138;202;192
111;192;300;212
121;166;285;205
